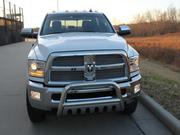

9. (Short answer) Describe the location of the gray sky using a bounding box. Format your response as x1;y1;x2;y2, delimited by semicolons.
2;0;180;27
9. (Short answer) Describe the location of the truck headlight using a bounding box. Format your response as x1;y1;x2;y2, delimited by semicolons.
28;60;45;77
129;56;139;72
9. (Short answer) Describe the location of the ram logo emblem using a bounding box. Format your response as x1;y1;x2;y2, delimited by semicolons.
87;64;94;72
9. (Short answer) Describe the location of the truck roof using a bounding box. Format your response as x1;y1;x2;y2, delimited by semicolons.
47;11;103;15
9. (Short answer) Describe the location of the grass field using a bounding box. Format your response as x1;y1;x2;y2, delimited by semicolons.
140;59;180;119
126;33;180;68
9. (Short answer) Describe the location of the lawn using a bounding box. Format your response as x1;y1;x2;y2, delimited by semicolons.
140;59;180;119
126;33;180;68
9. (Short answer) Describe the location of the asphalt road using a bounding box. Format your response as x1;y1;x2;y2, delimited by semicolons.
0;42;173;135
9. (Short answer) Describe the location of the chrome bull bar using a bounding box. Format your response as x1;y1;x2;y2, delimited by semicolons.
57;81;124;116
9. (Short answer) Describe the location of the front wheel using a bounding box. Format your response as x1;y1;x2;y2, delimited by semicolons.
26;93;46;123
123;98;138;114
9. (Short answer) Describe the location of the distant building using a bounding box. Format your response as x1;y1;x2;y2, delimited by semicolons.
0;1;24;45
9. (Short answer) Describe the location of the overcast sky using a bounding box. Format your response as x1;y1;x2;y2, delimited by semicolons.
1;0;180;27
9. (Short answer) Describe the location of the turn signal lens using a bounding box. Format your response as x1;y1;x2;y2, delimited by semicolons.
129;56;139;72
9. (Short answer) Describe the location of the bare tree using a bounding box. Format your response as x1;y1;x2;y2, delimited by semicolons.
129;6;180;36
178;9;180;22
167;6;177;22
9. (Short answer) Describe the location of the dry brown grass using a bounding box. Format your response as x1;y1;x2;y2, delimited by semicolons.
126;33;180;68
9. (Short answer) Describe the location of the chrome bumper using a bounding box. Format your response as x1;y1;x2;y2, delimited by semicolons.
27;74;141;116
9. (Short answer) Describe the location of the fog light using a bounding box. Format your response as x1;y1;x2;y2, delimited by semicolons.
134;84;140;93
31;91;41;100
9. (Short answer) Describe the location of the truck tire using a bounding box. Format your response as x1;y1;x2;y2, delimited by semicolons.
26;93;46;123
123;98;138;114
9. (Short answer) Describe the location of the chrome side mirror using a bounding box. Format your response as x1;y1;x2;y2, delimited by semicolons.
117;25;131;36
20;28;38;38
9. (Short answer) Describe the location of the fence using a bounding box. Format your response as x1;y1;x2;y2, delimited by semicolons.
0;0;24;45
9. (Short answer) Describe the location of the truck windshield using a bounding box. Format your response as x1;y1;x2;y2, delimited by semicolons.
40;13;115;35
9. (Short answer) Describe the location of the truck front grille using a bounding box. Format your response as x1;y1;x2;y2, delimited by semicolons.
48;53;128;84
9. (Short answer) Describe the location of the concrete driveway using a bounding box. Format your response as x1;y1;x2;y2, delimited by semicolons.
0;42;173;135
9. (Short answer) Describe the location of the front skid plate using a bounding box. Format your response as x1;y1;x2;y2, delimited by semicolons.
62;102;121;115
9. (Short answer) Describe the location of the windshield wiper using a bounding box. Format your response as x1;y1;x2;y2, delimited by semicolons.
47;32;63;35
83;31;96;32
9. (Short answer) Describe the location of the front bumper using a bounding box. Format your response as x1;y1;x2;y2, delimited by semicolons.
27;74;141;115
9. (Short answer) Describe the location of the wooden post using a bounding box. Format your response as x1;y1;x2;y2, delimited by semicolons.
21;8;24;23
9;2;12;19
8;2;12;43
3;0;6;27
14;4;17;42
11;5;14;19
14;4;16;20
3;0;7;44
3;0;6;18
19;7;21;22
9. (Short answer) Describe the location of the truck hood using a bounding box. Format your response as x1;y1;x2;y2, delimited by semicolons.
33;33;128;61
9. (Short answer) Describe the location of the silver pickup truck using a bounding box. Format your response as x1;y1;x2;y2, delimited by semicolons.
21;11;141;123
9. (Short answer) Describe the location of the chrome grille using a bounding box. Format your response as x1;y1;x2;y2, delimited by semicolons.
48;52;128;84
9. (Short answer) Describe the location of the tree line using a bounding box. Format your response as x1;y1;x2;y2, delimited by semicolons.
128;6;180;36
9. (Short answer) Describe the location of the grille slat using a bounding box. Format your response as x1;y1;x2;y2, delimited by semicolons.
51;90;116;101
52;56;84;66
96;68;125;79
67;90;116;99
51;71;84;81
96;55;123;65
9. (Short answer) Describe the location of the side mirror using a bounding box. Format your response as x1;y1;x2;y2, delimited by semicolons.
20;28;38;38
117;25;131;36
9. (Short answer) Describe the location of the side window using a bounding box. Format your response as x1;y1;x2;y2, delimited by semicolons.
98;17;111;32
49;20;60;27
46;20;62;33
